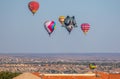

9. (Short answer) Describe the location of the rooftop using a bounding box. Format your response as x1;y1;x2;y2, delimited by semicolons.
13;72;120;79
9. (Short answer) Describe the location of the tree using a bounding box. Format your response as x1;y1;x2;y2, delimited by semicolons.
0;71;21;79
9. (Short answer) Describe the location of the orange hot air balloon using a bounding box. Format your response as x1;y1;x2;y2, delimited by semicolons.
59;16;65;25
81;23;90;35
28;1;39;15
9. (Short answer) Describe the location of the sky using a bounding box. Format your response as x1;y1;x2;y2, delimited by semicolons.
0;0;120;54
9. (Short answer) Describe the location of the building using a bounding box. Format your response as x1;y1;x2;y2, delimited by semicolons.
13;72;120;79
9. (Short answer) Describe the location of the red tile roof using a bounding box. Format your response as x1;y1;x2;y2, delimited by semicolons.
31;72;120;79
32;72;41;77
109;74;120;79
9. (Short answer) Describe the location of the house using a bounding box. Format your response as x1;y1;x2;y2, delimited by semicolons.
13;72;120;79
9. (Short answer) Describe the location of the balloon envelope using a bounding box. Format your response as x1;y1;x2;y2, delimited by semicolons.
89;63;97;70
28;1;39;15
64;16;77;33
81;23;90;35
59;16;65;25
44;20;56;35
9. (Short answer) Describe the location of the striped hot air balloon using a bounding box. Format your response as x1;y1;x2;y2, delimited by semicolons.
81;23;90;35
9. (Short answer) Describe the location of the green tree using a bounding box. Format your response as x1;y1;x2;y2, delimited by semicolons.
0;71;21;79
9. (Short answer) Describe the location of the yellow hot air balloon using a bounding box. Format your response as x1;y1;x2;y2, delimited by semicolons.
89;63;97;70
59;16;65;24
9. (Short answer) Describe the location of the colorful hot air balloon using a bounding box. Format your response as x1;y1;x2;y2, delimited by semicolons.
63;16;77;34
28;1;39;15
89;63;97;70
81;23;90;35
44;20;56;36
59;16;65;25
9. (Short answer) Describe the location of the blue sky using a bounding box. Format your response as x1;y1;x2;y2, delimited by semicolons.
0;0;120;53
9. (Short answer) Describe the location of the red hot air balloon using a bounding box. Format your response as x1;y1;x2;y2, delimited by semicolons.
81;23;90;35
28;1;39;15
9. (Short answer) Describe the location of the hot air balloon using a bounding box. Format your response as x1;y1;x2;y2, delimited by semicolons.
59;16;65;25
89;63;97;70
63;16;77;33
44;20;56;36
28;1;39;15
81;23;90;35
